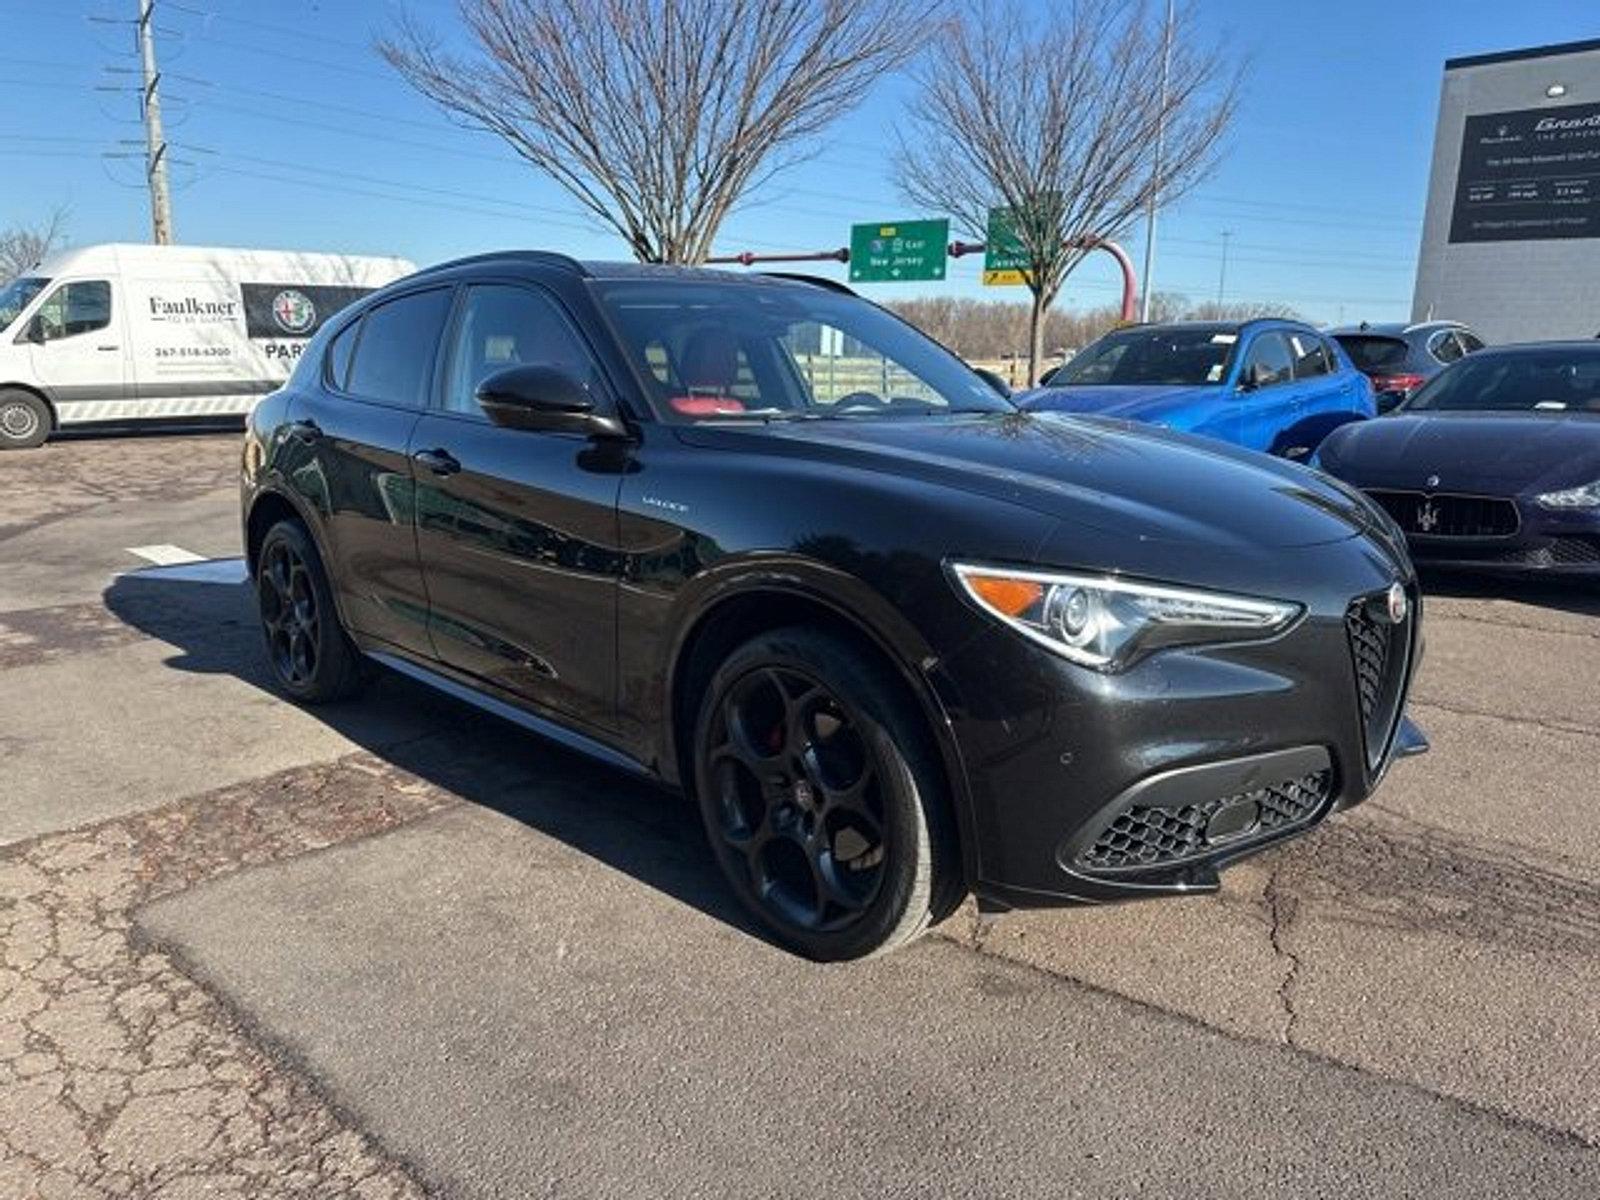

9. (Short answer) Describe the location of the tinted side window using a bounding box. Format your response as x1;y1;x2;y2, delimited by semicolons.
324;318;361;391
345;288;452;408
1287;330;1331;378
35;280;111;341
1242;332;1293;387
1429;331;1464;364
441;284;599;416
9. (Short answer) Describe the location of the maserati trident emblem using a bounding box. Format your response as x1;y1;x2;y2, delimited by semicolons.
1386;582;1409;625
1415;498;1440;533
1426;474;1440;488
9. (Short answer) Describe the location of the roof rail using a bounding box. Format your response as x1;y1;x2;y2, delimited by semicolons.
413;250;590;278
758;271;857;296
1402;319;1458;333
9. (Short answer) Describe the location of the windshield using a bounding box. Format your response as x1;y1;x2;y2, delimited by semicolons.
0;276;47;332
1334;335;1408;372
1051;326;1238;387
592;279;1012;421
1402;350;1600;414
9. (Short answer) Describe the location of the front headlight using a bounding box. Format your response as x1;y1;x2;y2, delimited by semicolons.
1536;480;1600;510
949;562;1303;672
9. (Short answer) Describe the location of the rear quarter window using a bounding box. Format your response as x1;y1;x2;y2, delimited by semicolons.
324;318;361;391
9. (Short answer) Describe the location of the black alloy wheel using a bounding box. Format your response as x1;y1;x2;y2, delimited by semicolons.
255;519;364;703
695;627;960;960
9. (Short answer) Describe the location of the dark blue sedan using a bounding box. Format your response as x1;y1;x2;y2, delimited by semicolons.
1020;319;1374;460
1315;342;1600;576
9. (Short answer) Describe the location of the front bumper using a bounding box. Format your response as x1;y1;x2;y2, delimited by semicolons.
930;541;1424;908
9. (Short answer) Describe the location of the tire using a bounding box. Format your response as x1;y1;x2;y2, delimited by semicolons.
693;626;963;960
255;519;365;704
0;390;50;450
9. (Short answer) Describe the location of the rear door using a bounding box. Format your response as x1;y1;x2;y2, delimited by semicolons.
410;279;625;731
1234;330;1296;453
22;278;130;420
286;285;453;656
1281;329;1342;458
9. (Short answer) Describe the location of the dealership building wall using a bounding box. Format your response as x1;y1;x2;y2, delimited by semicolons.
1412;39;1600;343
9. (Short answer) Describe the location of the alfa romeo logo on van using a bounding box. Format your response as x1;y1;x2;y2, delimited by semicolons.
271;289;317;334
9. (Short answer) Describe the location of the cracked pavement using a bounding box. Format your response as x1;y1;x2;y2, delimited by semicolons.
4;432;1600;1195
0;755;444;1198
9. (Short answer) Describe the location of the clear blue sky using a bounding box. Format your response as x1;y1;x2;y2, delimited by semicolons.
1;0;1594;324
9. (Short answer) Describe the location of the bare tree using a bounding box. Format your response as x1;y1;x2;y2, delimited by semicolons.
381;0;933;264
896;0;1240;386
0;208;67;285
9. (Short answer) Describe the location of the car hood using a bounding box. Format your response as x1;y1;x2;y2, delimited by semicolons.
676;412;1386;551
1318;412;1600;492
1016;383;1219;423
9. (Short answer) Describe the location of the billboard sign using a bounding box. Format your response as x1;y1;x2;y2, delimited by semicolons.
1449;101;1600;243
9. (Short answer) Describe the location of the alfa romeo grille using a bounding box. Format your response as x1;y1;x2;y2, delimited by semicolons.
1077;771;1332;873
1364;490;1518;538
1345;595;1409;770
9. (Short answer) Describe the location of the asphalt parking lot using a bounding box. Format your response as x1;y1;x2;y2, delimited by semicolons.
3;432;1600;1198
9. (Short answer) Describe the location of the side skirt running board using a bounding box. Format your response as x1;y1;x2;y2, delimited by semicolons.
367;651;655;781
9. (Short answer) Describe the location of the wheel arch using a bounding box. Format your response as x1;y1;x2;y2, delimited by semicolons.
663;573;979;886
243;485;324;578
0;383;58;431
1269;408;1371;460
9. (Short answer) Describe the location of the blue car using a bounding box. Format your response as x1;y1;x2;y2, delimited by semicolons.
1021;319;1375;459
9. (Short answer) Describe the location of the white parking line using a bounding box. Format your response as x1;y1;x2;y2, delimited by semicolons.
126;544;207;566
130;557;249;585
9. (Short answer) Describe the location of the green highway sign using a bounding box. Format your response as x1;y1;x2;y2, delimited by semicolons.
983;207;1030;286
849;219;949;283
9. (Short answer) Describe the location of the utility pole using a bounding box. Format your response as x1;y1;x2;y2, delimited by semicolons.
137;0;174;244
1137;0;1174;323
1216;230;1232;305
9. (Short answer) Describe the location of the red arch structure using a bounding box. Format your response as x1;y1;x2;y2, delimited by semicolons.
707;237;1140;323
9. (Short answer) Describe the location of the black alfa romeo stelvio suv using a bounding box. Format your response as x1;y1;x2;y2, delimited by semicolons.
240;253;1427;960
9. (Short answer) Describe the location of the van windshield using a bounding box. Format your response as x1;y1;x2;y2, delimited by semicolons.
0;276;47;333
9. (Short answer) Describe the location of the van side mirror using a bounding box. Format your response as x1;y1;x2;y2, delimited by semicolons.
21;318;46;345
1239;362;1267;391
475;365;629;439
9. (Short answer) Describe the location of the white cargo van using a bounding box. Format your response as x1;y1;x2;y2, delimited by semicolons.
0;243;414;448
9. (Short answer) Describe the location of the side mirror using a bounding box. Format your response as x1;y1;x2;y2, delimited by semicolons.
973;366;1011;397
21;318;46;345
1239;362;1267;391
1375;391;1403;415
475;365;629;439
1037;366;1060;387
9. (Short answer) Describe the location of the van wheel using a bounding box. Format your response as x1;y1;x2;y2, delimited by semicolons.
0;390;50;450
693;626;962;960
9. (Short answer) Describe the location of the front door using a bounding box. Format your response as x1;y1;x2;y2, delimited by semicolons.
287;285;454;656
411;281;625;732
24;278;131;421
1234;330;1297;454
